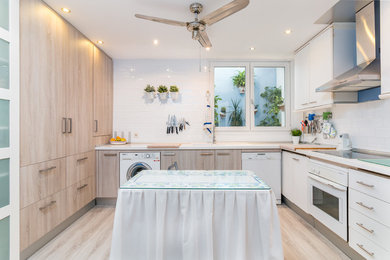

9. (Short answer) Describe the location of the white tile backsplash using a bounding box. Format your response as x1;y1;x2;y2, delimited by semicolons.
303;99;390;152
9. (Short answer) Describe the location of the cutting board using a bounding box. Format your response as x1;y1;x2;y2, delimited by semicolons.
147;143;181;149
281;144;336;151
359;159;390;167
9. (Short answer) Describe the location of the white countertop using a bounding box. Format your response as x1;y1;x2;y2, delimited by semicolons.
95;142;390;177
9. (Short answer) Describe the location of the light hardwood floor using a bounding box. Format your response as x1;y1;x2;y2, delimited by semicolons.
29;205;350;260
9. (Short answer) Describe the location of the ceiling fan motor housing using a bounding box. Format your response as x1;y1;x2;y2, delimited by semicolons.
189;3;203;14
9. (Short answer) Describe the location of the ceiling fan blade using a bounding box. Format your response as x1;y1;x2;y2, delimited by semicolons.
198;30;212;48
135;14;187;27
200;0;249;25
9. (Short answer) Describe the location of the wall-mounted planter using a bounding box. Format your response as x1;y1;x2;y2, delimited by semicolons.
220;112;226;118
170;92;179;101
158;92;168;100
145;92;155;100
239;86;245;94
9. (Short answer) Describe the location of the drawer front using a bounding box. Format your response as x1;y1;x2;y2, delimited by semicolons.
349;228;390;259
20;189;67;250
66;151;94;187
20;158;66;209
66;176;94;217
349;189;390;227
349;169;390;203
349;208;390;249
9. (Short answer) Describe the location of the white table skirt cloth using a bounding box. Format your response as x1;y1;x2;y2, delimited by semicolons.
110;171;284;260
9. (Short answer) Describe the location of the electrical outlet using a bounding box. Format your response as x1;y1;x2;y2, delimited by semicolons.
134;133;138;138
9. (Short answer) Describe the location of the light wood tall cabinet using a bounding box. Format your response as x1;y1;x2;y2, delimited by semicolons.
93;46;113;137
20;0;113;253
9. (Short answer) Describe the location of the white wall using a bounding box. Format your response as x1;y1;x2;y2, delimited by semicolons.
302;99;390;152
114;59;300;143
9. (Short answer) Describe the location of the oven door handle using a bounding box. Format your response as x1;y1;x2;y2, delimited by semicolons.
308;174;347;192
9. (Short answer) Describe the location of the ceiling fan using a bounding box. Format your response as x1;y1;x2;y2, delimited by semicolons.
135;0;249;48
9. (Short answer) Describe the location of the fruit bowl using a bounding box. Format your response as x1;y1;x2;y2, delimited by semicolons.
110;141;127;145
110;136;127;145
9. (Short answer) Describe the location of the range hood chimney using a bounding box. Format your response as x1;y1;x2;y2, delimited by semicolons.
316;1;381;93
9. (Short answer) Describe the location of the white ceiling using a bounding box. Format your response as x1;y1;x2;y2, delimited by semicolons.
43;0;339;60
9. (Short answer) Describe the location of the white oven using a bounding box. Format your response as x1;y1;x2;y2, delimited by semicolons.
308;159;348;241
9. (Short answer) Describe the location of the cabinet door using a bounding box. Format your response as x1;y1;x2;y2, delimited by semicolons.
215;150;241;170
195;150;215;170
291;153;308;213
294;45;311;110
282;152;293;200
66;29;94;155
20;0;66;166
161;151;180;170
66;151;95;187
97;151;119;198
20;158;66;209
93;47;113;137
309;27;334;106
381;1;390;97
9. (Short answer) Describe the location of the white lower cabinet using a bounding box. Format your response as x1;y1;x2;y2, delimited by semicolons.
282;151;308;212
348;169;390;259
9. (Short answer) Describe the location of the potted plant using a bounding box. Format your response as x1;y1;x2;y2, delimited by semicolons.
291;128;302;145
214;95;222;126
232;70;246;94
157;85;168;100
220;106;226;118
229;99;243;126
169;85;179;100
258;86;284;126
144;84;156;99
254;104;259;114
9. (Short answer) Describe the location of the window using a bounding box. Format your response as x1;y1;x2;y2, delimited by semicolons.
212;62;289;130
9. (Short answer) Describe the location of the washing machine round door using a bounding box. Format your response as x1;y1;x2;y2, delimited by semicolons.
126;162;152;180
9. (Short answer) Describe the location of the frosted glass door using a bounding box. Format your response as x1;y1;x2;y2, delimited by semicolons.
0;0;8;30
0;216;9;259
0;99;9;148
0;39;9;89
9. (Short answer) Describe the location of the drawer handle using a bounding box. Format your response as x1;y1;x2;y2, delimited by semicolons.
356;222;374;234
200;153;213;156
356;201;374;210
77;157;88;162
217;153;230;156
104;154;117;157
39;166;57;174
292;158;300;161
39;200;57;211
162;153;176;156
77;184;88;191
356;243;374;257
356;181;375;188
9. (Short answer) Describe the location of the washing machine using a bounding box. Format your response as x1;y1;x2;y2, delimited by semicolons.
120;152;160;185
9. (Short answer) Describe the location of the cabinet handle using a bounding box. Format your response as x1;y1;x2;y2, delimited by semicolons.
77;184;88;191
200;153;213;156
77;157;88;162
356;201;374;210
356;243;374;257
356;181;375;188
39;166;57;174
162;152;176;156
309;101;317;104
94;120;98;132
62;118;67;134
39;200;57;211
356;223;374;234
104;153;117;157
257;153;266;155
301;102;309;106
292;158;300;161
217;153;230;156
67;118;72;133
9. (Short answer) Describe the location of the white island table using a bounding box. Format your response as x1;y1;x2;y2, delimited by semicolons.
110;170;283;260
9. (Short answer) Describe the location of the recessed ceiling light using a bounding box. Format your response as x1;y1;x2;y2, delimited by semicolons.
153;39;159;45
205;47;211;51
97;40;104;45
285;29;292;35
130;68;135;72
61;8;71;13
166;68;170;72
250;47;255;51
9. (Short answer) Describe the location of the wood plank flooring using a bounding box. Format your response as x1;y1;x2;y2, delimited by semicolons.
29;205;350;260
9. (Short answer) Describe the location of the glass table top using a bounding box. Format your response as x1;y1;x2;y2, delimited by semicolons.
121;170;270;190
313;150;390;160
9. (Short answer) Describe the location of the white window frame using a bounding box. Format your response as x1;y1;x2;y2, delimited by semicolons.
211;61;291;132
0;0;20;258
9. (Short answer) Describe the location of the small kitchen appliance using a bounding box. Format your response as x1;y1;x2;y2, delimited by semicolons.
337;133;352;151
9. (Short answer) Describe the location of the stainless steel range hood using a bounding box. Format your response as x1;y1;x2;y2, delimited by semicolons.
316;1;380;92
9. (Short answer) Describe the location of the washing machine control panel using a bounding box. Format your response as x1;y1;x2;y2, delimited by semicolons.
120;152;160;161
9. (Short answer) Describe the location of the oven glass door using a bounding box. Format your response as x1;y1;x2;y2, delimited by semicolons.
308;174;347;241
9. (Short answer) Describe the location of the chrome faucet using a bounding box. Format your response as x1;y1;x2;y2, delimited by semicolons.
212;126;216;144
